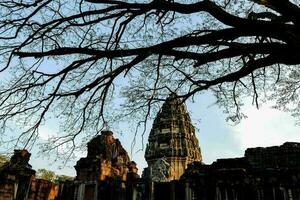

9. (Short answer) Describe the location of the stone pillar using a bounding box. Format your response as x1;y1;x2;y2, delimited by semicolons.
149;182;154;200
185;182;191;200
14;176;31;200
170;182;176;200
14;181;18;199
77;183;85;200
280;187;287;200
287;189;293;200
215;186;222;200
94;181;98;200
132;186;138;200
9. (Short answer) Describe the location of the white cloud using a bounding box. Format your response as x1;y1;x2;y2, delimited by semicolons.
231;106;300;150
38;125;57;140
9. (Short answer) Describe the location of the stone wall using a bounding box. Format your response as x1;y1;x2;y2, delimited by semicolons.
179;143;300;200
28;179;60;200
0;175;15;200
0;175;60;200
0;149;60;200
245;142;300;169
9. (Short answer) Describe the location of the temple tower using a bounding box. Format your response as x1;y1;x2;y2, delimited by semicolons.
144;94;202;182
75;130;131;182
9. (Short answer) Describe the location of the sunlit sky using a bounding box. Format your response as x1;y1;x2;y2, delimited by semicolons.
26;92;300;177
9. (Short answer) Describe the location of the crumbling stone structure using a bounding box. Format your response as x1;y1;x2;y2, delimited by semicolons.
75;130;130;182
144;94;202;182
180;142;300;200
245;142;300;169
64;130;140;200
0;150;60;200
2;141;300;200
0;132;140;200
0;149;35;200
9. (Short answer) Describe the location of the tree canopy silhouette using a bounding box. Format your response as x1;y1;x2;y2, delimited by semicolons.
0;0;299;157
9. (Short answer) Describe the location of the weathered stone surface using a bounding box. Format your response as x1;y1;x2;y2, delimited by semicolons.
60;131;142;200
145;93;202;181
180;143;300;200
127;161;140;181
75;130;131;182
0;149;60;200
245;142;300;169
0;149;35;200
0;149;35;177
28;178;59;200
149;157;171;182
0;175;15;200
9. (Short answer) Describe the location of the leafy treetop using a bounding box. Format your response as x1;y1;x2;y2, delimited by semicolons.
36;168;73;183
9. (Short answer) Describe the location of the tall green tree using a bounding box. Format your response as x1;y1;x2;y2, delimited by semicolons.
36;169;57;182
36;169;73;183
55;175;73;183
0;0;299;158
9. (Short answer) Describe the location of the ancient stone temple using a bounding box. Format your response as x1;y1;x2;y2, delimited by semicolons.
144;94;202;182
75;130;130;182
1;139;300;200
61;130;140;200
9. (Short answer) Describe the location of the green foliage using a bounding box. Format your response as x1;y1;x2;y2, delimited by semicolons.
36;168;73;184
55;175;73;183
36;169;56;182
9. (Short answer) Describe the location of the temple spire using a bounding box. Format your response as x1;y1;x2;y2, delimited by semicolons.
144;94;202;181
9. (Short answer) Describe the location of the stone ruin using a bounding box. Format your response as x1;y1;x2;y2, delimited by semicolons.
180;142;300;200
1;141;300;200
75;130;131;182
0;149;35;200
60;130;141;200
0;150;60;200
0;131;141;200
